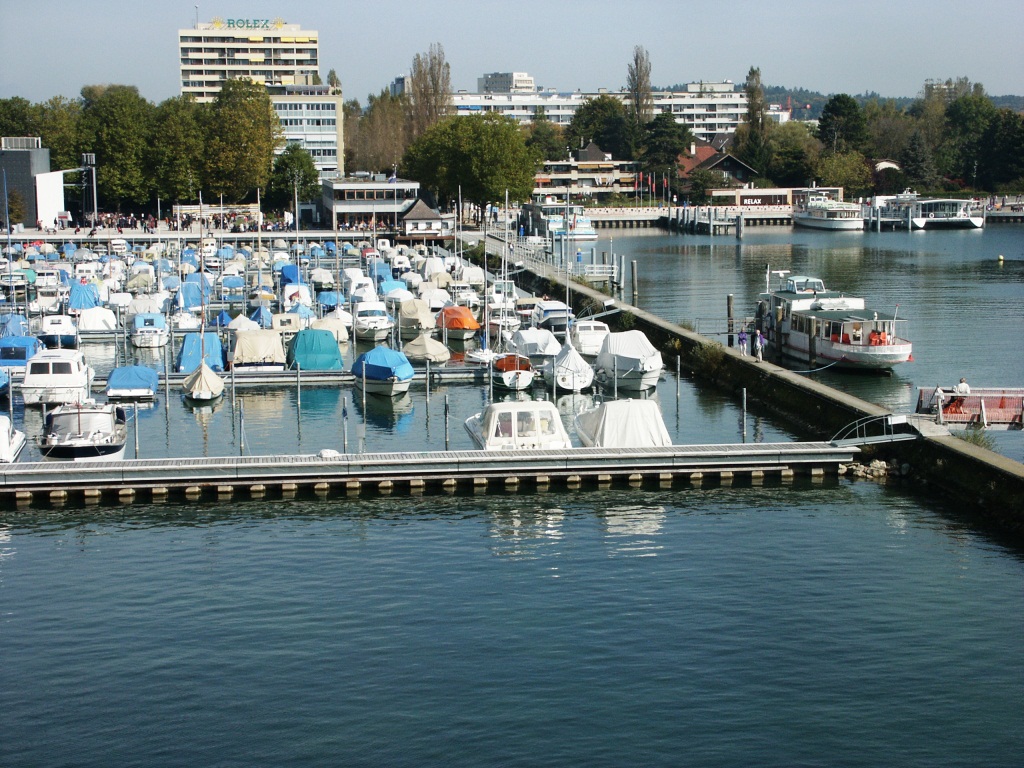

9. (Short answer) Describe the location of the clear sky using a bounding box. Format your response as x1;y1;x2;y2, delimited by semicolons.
2;0;1022;105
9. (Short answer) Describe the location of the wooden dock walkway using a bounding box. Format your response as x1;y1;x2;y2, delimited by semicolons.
1;442;858;508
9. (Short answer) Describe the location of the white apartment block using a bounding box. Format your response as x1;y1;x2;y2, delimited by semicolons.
271;86;345;179
477;72;537;94
452;81;749;142
178;19;319;103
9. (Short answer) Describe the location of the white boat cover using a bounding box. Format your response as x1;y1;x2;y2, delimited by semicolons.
574;399;672;448
310;316;350;344
509;327;561;358
183;362;225;399
232;330;286;365
402;334;451;365
127;296;164;316
542;342;594;391
595;330;663;374
77;306;118;331
398;299;435;331
227;315;260;331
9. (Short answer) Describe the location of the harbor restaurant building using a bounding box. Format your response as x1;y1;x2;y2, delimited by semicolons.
709;186;846;207
321;176;421;232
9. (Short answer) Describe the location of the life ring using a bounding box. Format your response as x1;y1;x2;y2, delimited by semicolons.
929;213;935;218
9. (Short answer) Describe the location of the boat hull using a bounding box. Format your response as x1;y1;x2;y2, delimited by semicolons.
773;336;913;370
39;442;127;462
792;213;864;231
355;377;412;397
910;216;984;230
21;385;91;406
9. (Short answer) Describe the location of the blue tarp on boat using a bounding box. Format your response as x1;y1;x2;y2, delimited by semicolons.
316;291;344;308
1;314;31;337
68;282;101;312
249;305;273;328
132;312;167;332
351;347;414;382
287;329;344;371
214;310;233;327
378;279;408;295
176;282;204;311
280;264;304;287
0;335;44;366
175;332;224;373
106;365;159;395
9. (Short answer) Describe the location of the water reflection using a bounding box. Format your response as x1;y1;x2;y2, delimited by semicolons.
486;506;566;560
598;504;666;557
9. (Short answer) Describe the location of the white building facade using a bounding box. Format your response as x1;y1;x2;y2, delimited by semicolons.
178;19;320;103
271;86;344;179
477;72;537;94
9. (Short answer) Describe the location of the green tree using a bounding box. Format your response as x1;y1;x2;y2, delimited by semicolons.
863;98;914;160
405;43;453;143
356;89;407;173
979;108;1024;189
736;66;773;175
641;111;691;192
686;169;726;205
37;96;82;172
626;45;653;156
817;94;867;154
401;113;536;213
327;69;342;95
900;130;940;190
767;121;821;187
942;93;997;186
816;150;872;196
524;113;566;161
0;97;39;137
79;85;154;210
2;187;27;227
342;99;363;171
204;79;282;201
267;144;321;215
149;96;207;204
565;94;631;159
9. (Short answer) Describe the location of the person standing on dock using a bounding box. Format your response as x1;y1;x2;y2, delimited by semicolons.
754;330;764;363
738;328;748;356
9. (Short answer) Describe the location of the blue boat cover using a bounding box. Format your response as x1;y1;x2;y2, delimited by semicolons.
177;282;204;311
249;305;273;328
175;332;225;373
316;291;344;308
162;275;181;292
221;275;244;289
68;282;101;311
287;329;344;370
1;314;31;337
214;310;233;327
288;303;315;319
280;264;304;287
367;260;391;283
0;335;44;365
378;279;407;295
132;312;167;331
351;346;414;382
107;365;159;392
62;243;77;256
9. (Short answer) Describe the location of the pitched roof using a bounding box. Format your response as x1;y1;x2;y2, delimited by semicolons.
401;199;440;221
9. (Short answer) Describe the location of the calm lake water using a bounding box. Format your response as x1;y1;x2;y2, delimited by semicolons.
2;225;1022;767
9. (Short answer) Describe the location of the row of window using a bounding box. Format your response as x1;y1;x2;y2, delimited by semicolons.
275;103;337;111
279;118;338;127
332;189;417;201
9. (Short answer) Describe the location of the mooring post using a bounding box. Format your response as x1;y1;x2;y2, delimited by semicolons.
295;362;301;407
239;400;245;454
727;293;735;348
134;403;139;458
444;394;450;450
425;359;431;403
631;260;638;303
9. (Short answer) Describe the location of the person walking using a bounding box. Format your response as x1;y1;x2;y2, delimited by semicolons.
737;328;748;356
754;329;764;363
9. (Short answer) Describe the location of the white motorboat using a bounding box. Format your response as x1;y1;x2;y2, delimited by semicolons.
464;400;573;451
35;314;80;349
539;342;594;393
20;348;95;406
0;414;27;463
570;319;610;357
530;299;574;337
875;189;984;229
792;192;864;231
352;301;395;342
594;330;664;391
756;268;912;370
38;401;128;462
507;327;561;368
352;347;414;397
574;399;672;448
130;312;170;348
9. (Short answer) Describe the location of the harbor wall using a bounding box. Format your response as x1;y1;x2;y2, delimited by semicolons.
518;269;1024;534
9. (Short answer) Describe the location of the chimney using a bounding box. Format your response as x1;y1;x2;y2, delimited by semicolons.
689;142;696;156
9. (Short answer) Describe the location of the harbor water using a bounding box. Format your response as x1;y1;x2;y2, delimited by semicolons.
2;225;1023;766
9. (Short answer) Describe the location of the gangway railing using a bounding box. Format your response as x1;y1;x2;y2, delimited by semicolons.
830;413;919;447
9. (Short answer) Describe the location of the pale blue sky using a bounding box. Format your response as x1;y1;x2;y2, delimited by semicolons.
2;0;1022;105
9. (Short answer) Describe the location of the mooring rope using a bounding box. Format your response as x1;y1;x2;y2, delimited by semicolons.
791;359;844;375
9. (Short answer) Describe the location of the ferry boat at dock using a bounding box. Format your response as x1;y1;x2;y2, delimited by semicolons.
874;189;984;230
792;192;864;231
756;270;912;371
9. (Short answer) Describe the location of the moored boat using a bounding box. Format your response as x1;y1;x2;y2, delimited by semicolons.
756;269;912;370
594;330;663;391
574;398;672;448
0;414;27;463
792;192;864;231
464;400;573;451
37;401;128;462
352;346;414;397
19;348;94;406
106;365;159;400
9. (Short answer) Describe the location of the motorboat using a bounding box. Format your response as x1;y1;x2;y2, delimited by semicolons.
507;327;561;368
19;348;95;406
435;304;480;341
530;299;574;337
130;312;170;348
286;329;345;371
594;330;664;391
352;346;414;396
574;399;672;448
875;189;984;229
792;192;864;231
35;314;80;349
538;342;594;393
464;400;573;451
402;334;452;366
0;414;27;463
228;330;286;372
352;301;395;342
492;353;535;391
570;319;610;357
520;197;598;241
487;306;521;337
756;269;912;370
106;365;159;400
38;401;129;462
396;298;435;336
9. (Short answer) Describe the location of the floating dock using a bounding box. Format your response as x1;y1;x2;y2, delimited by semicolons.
1;442;857;508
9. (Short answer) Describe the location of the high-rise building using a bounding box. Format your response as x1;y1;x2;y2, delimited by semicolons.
477;72;537;94
178;18;320;103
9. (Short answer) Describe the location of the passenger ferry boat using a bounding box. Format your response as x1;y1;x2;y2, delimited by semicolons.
521;197;598;241
875;189;984;229
792;192;864;231
756;269;912;371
